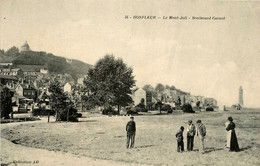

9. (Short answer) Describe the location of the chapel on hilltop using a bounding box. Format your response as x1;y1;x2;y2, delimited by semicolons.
20;41;31;52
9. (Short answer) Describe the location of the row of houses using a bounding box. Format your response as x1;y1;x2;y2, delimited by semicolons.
132;87;218;109
0;64;85;112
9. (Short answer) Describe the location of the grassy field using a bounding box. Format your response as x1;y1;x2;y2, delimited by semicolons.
1;109;260;166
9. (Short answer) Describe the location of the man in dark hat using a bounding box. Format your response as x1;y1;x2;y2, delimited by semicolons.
186;120;196;151
126;116;136;149
196;120;206;153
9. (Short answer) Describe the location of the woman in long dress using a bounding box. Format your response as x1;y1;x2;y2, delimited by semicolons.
226;117;240;151
225;120;231;149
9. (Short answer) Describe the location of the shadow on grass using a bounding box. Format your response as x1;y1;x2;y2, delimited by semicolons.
203;147;224;154
11;139;21;144
239;145;252;151
135;145;154;149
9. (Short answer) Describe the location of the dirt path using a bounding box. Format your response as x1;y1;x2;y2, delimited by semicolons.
1;118;148;166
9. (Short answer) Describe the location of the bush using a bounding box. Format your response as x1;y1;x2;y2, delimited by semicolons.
126;107;138;115
58;107;79;122
32;108;55;116
126;110;138;115
102;106;117;115
161;104;173;113
135;106;148;112
206;107;214;111
77;113;82;118
182;104;195;113
136;103;145;109
146;102;155;110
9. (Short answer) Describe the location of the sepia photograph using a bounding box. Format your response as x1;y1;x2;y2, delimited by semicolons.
0;0;260;165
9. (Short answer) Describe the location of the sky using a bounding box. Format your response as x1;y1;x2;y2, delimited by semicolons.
0;0;260;108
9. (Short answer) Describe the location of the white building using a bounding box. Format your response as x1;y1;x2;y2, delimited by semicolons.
40;68;48;74
64;82;72;93
132;88;146;106
77;77;85;85
0;62;13;66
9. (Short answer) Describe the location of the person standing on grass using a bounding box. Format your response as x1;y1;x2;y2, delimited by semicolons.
176;126;185;152
196;120;206;153
126;116;136;149
187;120;196;151
226;116;240;152
225;118;231;149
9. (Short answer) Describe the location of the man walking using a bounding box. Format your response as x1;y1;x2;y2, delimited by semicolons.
196;120;206;153
187;120;196;151
126;116;136;149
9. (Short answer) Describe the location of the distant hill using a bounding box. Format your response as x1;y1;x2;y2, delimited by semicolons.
0;47;92;80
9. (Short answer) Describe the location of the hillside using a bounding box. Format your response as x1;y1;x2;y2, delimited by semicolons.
0;47;92;79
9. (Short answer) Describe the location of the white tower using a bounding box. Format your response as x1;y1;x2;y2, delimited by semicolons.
239;86;243;107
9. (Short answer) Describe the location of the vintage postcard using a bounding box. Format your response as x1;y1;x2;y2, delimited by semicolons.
0;0;259;166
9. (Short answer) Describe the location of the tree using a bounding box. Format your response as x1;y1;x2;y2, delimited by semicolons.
155;83;165;93
38;91;51;122
165;85;170;89
48;82;78;122
170;85;176;90
156;100;163;114
182;103;195;113
0;49;4;55
5;46;19;57
196;101;201;111
177;96;181;105
0;87;13;119
143;84;157;99
137;98;145;108
143;84;154;92
83;55;135;114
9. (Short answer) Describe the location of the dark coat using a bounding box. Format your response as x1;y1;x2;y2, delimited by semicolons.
226;122;240;151
176;130;184;142
126;121;136;133
197;123;206;137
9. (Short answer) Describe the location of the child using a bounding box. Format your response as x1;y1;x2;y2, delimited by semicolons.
176;126;184;152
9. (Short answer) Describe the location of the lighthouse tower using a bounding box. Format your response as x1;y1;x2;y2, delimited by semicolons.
239;86;243;107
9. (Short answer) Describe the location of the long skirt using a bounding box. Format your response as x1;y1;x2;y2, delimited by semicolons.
226;130;231;148
229;130;240;151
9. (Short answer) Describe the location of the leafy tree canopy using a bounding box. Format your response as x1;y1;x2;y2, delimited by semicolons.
5;46;19;57
48;82;78;121
142;84;155;92
143;84;158;99
170;85;176;90
155;83;165;93
0;87;13;119
83;55;135;112
165;85;170;89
